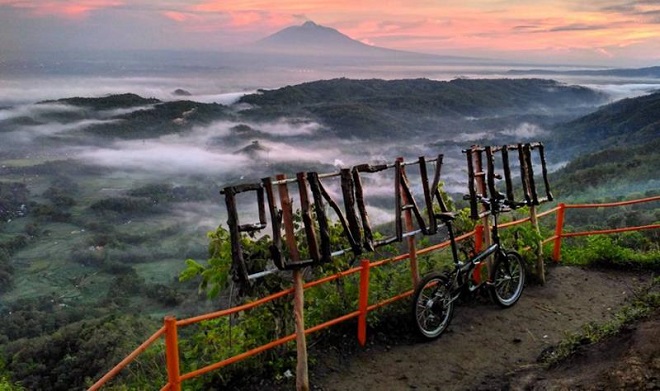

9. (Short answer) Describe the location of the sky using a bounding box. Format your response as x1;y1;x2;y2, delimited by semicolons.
0;0;659;66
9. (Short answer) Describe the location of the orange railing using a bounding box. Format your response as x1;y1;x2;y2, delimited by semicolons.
550;195;660;261
89;195;659;390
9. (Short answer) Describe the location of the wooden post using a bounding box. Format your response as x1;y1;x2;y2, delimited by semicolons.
473;149;492;265
357;259;371;347
293;269;309;391
529;205;545;284
164;316;181;391
277;174;301;263
553;203;566;262
400;163;419;285
275;174;309;390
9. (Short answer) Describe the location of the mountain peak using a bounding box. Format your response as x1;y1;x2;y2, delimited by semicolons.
248;21;474;63
301;20;318;28
252;21;371;55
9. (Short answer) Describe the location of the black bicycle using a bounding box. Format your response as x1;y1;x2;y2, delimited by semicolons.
411;195;527;340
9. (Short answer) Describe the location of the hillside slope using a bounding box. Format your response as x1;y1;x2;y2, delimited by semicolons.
551;91;660;155
548;91;660;199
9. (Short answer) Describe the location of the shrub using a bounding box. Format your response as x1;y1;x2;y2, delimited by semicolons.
2;315;155;391
563;234;660;270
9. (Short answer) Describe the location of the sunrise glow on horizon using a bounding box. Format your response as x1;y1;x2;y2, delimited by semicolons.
1;0;659;66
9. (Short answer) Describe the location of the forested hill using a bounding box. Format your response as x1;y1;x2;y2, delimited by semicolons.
43;93;160;110
240;78;602;109
550;91;660;198
551;138;660;198
239;78;607;139
551;91;660;155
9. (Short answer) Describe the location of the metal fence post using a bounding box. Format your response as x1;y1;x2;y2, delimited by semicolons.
357;259;371;347
472;225;484;283
553;203;566;262
164;316;181;391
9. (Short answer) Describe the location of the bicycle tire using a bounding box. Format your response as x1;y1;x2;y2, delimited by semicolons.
411;272;454;340
489;250;526;308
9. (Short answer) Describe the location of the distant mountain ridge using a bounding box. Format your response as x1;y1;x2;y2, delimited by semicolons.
248;21;475;62
507;66;660;79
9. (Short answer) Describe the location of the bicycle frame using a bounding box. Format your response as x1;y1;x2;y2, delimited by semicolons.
444;199;508;294
412;195;527;340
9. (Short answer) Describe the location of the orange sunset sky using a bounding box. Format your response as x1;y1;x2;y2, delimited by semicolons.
1;0;659;66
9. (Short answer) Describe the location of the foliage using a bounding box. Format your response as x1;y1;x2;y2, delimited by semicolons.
180;226;233;299
551;91;660;155
2;314;155;391
0;297;104;344
43;178;78;207
562;234;660;270
127;183;213;203
83;100;231;139
49;93;160;110
0;82;658;390
0;182;29;221
239;78;605;139
178;206;430;388
0;249;13;294
551;139;660;199
89;196;162;218
0;375;24;391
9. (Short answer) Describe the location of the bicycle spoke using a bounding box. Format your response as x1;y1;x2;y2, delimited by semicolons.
490;251;526;308
411;274;454;339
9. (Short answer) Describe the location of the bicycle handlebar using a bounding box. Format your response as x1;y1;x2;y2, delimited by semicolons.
463;194;528;210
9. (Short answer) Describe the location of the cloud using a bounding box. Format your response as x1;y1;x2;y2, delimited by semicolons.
5;119;121;143
595;47;614;58
0;75;257;106
512;25;540;31
238;140;340;164
0;102;83;121
256;120;322;136
98;105;156;118
69;117;328;176
582;83;660;101
500;123;547;139
191;91;254;105
549;23;607;32
76;142;251;175
1;0;124;19
436;131;494;143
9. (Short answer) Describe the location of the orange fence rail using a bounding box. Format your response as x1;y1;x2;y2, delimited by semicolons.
550;195;660;261
89;195;659;390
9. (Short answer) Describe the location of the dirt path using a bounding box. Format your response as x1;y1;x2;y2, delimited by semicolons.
310;265;655;390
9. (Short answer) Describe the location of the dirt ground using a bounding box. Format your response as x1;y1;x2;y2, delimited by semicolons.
308;265;659;391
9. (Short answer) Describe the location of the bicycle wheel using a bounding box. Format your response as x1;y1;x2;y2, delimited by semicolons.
411;272;454;340
489;250;525;308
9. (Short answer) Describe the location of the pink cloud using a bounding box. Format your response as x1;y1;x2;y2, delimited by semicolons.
1;0;123;19
162;3;297;34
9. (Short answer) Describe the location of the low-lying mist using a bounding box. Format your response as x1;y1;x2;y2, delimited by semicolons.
1;70;659;323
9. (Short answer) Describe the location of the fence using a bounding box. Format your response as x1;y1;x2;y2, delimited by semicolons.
89;195;660;391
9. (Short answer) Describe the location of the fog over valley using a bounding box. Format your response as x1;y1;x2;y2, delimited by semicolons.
0;50;658;344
